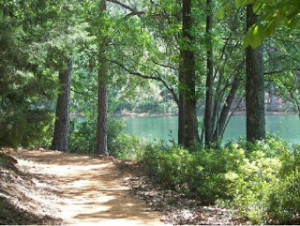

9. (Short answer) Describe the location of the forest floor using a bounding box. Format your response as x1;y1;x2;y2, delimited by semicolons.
0;148;244;225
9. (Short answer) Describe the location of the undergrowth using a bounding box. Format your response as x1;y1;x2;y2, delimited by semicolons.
138;137;300;224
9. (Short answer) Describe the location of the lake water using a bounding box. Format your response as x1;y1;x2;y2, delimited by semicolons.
121;114;300;143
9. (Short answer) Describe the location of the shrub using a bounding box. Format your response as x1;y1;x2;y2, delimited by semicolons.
68;118;96;154
140;138;300;224
0;109;53;148
192;143;246;202
222;138;300;224
109;133;146;159
141;144;192;189
140;143;246;202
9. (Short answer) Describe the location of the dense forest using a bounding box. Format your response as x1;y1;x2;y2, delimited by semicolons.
0;0;300;224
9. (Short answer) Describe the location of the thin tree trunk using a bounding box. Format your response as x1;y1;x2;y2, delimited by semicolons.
182;0;199;147
210;72;223;139
51;58;72;152
245;4;265;142
288;88;300;118
96;0;108;155
213;75;241;142
268;82;276;110
222;97;243;139
204;0;213;147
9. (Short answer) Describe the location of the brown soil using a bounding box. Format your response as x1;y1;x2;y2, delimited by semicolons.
123;176;244;225
1;148;164;225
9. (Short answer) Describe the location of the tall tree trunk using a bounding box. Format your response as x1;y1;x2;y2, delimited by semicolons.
181;0;199;147
204;0;214;147
245;4;265;142
96;0;108;155
51;58;72;152
176;0;186;146
178;60;186;146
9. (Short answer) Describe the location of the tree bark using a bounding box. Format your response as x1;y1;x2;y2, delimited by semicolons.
268;82;276;110
204;0;214;147
51;58;72;152
96;0;108;155
181;0;199;147
245;4;265;142
178;59;186;145
213;75;241;142
177;0;185;146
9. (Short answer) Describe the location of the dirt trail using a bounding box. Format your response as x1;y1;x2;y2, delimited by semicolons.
11;149;164;225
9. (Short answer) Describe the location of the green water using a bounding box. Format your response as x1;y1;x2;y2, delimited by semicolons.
121;114;300;143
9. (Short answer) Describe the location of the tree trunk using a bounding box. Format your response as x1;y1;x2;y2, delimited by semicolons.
178;60;186;146
268;82;276;110
51;58;72;152
181;0;199;147
213;75;241;142
95;0;108;155
245;4;265;142
177;0;185;146
204;0;214;147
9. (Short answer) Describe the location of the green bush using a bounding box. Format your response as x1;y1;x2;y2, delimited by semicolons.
192;143;246;202
140;143;244;202
222;138;300;224
0;108;54;148
68;118;96;154
141;144;193;189
109;133;146;159
140;138;300;224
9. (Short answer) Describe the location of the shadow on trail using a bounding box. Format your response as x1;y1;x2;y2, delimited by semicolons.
15;149;103;166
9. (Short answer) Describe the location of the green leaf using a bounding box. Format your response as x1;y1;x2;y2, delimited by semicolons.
244;25;264;49
217;8;225;20
225;4;233;13
235;0;241;7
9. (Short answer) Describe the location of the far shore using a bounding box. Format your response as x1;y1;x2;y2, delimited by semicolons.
113;112;176;117
113;110;298;118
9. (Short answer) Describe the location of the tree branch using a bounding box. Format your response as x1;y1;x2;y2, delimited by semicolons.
71;88;92;96
264;68;300;75
125;11;145;18
107;59;179;105
151;60;178;71
107;0;144;17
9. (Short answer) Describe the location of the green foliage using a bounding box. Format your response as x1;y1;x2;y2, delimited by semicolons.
109;133;146;159
141;144;194;190
140;138;300;224
141;143;244;202
69;117;145;159
0;11;56;147
243;0;300;48
111;84;177;115
220;0;299;48
68;118;96;154
192;144;245;202
0;0;91;148
222;138;300;224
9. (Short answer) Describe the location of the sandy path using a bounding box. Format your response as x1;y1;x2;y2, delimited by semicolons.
13;149;164;225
